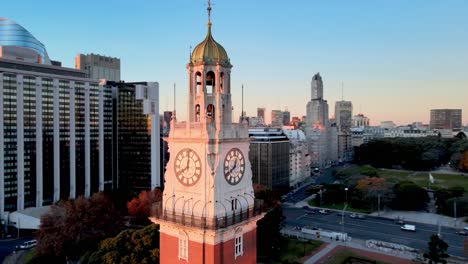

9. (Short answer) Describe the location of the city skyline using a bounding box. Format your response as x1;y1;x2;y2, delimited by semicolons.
4;0;468;125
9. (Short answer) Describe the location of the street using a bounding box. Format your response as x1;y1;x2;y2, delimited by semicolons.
283;206;467;257
0;238;33;263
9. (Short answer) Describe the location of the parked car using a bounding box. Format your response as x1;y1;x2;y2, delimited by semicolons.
349;213;357;218
456;230;468;236
318;209;330;214
464;227;468;231
357;214;366;219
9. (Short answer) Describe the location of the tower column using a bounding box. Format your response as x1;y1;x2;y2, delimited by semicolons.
35;77;43;206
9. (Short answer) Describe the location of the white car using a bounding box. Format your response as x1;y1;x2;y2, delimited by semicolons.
17;240;37;250
464;227;468;231
401;224;416;232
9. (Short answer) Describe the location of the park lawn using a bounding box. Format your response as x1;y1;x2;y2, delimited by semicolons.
323;249;389;264
376;169;411;183
277;238;323;263
308;200;371;214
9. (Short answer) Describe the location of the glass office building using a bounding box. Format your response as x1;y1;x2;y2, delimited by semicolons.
0;18;113;218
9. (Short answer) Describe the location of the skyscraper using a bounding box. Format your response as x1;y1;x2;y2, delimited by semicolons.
305;73;337;168
257;107;265;121
75;53;121;82
430;109;462;130
0;18;113;217
335;100;353;160
283;109;291;125
271;110;283;127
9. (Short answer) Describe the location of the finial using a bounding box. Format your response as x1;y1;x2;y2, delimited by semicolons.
207;0;212;27
189;45;192;60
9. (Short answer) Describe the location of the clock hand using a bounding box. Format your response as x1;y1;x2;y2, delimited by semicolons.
229;160;238;174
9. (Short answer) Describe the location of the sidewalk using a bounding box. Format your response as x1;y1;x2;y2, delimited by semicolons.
370;210;467;228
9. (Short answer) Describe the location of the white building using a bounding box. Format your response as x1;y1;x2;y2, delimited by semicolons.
75;53;120;82
283;129;310;187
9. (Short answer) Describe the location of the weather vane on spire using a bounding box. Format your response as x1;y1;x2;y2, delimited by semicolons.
207;0;212;24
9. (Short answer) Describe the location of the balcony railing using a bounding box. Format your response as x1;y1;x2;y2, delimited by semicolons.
151;199;264;230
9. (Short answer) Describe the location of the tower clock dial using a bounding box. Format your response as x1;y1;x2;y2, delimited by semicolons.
174;148;202;186
224;148;245;185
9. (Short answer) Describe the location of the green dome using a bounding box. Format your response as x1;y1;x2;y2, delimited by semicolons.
191;23;230;66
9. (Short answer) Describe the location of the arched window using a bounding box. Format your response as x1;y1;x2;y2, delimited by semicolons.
220;72;224;92
195;72;202;94
206;71;215;94
195;104;200;122
207;104;215;122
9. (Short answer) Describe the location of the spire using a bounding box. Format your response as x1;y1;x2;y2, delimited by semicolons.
207;0;212;27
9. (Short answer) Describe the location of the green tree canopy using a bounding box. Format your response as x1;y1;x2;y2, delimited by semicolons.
423;235;449;264
81;224;160;264
391;181;429;210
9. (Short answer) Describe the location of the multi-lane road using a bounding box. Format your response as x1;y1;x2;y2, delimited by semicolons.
283;206;467;257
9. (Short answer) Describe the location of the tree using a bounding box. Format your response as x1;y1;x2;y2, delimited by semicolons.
355;177;393;211
391;181;429;210
127;188;162;218
81;224;160;264
423;235;449;263
255;184;284;263
35;192;123;262
459;150;468;172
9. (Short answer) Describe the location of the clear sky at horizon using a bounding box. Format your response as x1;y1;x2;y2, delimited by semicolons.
3;0;468;125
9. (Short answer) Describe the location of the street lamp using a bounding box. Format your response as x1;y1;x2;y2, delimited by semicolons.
344;187;348;205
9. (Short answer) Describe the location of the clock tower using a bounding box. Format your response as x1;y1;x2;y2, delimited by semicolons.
150;2;264;264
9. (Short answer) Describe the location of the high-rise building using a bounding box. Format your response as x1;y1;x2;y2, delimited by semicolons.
257;107;265;121
113;86;152;193
249;128;290;189
151;4;263;263
335;100;353;161
305;73;337;168
0;18;113;218
282;128;310;187
75;53;121;82
306;73;329;126
430;109;462;130
282;109;291;125
162;111;173;134
271;110;283;127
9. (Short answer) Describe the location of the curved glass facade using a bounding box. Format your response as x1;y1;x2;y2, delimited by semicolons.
0;17;50;64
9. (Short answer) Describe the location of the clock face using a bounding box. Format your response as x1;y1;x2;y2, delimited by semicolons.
174;148;202;186
224;148;245;185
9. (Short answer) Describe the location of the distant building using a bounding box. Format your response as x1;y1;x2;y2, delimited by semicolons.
162;111;173;134
283;109;291;125
283;129;310;187
75;53;121;82
0;18;113;217
249;128;290;189
257;107;265;121
305;73;338;168
352;114;370;127
380;121;396;129
384;128;438;138
271;110;283;127
430;109;462;130
335;101;353;161
248;116;264;127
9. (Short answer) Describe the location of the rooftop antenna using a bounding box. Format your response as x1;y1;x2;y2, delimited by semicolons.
341;81;344;101
189;45;192;61
173;83;176;121
241;84;244;121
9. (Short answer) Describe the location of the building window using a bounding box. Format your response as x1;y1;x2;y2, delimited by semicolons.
231;198;238;211
179;232;188;261
234;231;243;258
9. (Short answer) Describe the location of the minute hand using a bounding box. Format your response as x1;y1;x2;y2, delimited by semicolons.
229;160;238;174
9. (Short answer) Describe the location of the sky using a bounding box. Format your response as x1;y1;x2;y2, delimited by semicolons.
3;0;468;125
